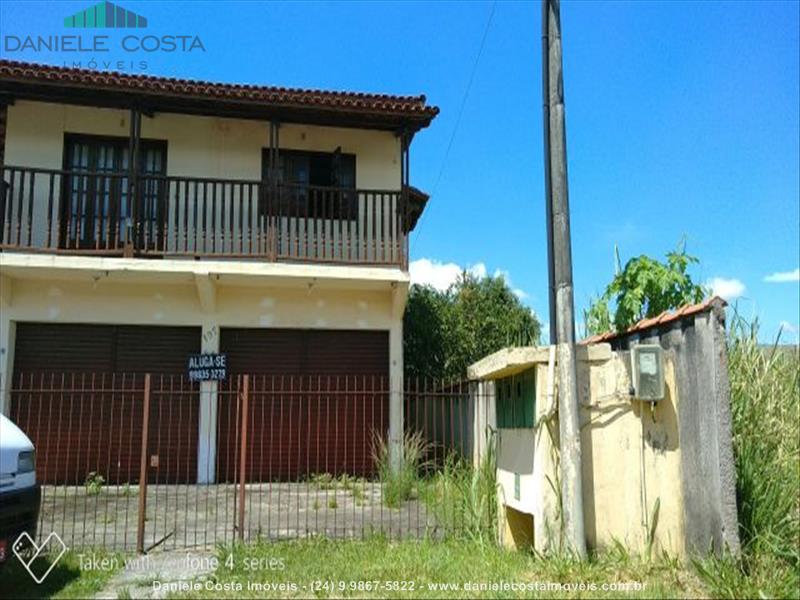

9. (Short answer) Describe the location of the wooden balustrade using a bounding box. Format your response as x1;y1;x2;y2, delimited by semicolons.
0;166;408;267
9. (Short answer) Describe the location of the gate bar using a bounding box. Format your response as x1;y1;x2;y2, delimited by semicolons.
238;374;249;541
136;373;151;554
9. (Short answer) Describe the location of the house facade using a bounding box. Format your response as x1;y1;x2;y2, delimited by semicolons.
0;60;438;484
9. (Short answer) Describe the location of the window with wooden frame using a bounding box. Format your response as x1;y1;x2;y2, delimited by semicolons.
496;369;536;429
261;147;357;220
60;134;167;250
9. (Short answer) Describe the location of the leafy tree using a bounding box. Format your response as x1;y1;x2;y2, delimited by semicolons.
404;272;541;379
585;242;707;336
403;284;448;379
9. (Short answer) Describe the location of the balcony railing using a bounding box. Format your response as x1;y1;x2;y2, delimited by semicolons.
0;166;409;267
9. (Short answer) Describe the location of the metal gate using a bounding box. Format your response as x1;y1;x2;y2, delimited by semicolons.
8;372;484;552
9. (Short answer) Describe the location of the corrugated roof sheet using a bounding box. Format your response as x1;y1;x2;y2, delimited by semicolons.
581;296;727;345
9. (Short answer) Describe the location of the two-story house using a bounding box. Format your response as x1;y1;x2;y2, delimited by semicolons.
0;59;437;484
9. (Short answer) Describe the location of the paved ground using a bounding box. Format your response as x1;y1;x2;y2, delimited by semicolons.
38;482;438;552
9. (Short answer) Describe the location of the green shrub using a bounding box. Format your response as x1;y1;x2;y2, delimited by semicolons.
373;430;430;508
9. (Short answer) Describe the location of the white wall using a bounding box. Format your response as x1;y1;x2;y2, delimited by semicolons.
5;101;402;188
479;350;687;556
3;278;396;330
0;271;407;482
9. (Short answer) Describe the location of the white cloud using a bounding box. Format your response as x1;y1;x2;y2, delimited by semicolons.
492;268;528;300
409;258;530;300
764;268;800;283
706;277;746;301
512;288;529;301
779;321;799;344
409;258;487;292
470;263;487;279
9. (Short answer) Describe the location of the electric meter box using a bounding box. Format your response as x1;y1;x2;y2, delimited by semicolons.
631;344;665;401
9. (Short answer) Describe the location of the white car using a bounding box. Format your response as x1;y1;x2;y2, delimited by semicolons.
0;413;40;564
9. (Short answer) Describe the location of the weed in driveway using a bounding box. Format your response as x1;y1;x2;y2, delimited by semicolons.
310;473;336;490
84;472;106;495
373;430;430;508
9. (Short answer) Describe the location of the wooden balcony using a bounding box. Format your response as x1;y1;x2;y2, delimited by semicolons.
0;166;409;268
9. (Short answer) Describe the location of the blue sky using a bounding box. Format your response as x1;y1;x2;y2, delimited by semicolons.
1;0;798;342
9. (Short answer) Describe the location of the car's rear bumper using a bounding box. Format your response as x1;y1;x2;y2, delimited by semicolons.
0;485;41;562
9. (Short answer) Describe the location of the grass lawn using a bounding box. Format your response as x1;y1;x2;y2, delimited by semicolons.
1;551;122;599
167;537;707;599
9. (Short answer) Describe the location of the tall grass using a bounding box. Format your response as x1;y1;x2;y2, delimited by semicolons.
697;315;800;598
373;428;499;543
421;433;498;545
373;430;430;507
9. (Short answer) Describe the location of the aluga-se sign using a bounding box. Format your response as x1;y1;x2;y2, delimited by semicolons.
187;354;228;382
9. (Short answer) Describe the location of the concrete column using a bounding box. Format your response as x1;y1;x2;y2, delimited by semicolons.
389;321;404;471
0;275;15;416
472;380;496;468
197;322;219;483
533;352;560;553
388;283;407;471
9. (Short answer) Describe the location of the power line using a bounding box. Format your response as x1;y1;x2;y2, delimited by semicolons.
413;0;497;246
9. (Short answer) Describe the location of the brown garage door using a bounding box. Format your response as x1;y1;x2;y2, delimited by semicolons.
10;323;200;484
217;329;389;481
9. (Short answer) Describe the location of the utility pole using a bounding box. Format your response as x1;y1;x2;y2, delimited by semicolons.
541;0;587;558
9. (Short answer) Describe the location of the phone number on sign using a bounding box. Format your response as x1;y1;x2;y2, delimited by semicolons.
310;580;418;593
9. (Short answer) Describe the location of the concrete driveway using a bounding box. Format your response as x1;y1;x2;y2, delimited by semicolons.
37;481;438;552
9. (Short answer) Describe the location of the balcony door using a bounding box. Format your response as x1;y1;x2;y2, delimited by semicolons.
262;148;357;220
60;134;167;252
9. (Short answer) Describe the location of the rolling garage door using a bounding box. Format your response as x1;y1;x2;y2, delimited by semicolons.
10;323;200;484
217;329;389;481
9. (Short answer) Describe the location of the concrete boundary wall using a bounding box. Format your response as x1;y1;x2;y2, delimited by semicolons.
610;301;740;556
467;298;740;557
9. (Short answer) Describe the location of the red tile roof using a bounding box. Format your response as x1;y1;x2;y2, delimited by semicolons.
0;59;439;129
581;296;727;345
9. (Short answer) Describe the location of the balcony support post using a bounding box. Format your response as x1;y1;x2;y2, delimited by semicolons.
266;120;280;260
126;106;141;257
0;101;6;169
0;102;7;244
398;127;410;270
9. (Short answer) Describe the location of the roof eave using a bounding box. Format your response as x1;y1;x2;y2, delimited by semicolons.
0;72;438;133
